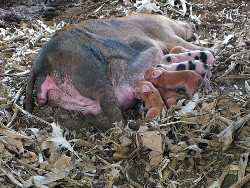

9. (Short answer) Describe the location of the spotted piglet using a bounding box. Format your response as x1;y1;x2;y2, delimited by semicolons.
163;51;216;66
136;81;165;119
156;60;212;94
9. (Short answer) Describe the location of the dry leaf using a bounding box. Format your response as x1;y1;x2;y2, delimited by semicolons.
149;151;163;166
229;103;242;114
53;155;72;171
2;137;24;154
0;128;29;139
139;131;163;153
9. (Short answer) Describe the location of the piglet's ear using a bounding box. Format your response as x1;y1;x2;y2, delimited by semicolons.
152;70;162;78
142;85;151;93
172;56;179;63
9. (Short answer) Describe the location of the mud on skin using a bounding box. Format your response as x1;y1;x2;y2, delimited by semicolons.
26;13;205;131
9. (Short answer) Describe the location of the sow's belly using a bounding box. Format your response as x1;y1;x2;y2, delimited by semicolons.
36;75;136;115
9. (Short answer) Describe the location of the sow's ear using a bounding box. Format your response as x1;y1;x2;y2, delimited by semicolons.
152;69;162;78
185;23;196;32
142;85;151;93
185;23;191;30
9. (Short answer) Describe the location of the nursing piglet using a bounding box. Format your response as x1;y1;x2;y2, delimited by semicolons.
136;81;165;119
157;88;179;108
169;46;190;54
156;60;212;93
144;67;202;100
163;51;216;65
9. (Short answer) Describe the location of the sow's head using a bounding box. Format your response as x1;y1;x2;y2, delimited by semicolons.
177;20;197;41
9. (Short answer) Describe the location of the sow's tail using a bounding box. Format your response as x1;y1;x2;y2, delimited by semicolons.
26;70;36;112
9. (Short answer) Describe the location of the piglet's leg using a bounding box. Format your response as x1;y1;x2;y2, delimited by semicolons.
145;108;161;119
206;69;212;80
203;67;212;94
203;77;212;94
166;98;178;108
185;79;201;100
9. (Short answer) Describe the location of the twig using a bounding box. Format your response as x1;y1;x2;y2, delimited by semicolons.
216;61;236;80
217;114;250;151
128;179;143;188
216;114;235;125
216;74;250;82
17;159;53;175
0;70;30;77
17;160;86;187
6;87;24;128
159;120;197;127
0;165;23;187
208;165;230;188
238;153;249;181
229;173;250;188
13;103;51;126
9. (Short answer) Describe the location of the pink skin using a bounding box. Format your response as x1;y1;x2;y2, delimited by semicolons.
38;76;102;115
156;60;212;93
38;76;138;115
163;51;216;66
115;86;137;112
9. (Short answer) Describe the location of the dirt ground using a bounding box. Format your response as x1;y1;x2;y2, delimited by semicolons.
0;0;249;187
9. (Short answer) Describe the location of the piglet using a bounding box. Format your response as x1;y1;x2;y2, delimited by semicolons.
144;67;202;100
157;88;179;108
163;51;216;66
136;81;165;119
156;60;212;93
169;46;190;54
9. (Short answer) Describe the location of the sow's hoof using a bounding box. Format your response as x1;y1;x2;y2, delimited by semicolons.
85;113;119;131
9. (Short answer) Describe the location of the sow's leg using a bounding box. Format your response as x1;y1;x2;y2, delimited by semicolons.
69;51;124;131
85;84;124;131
